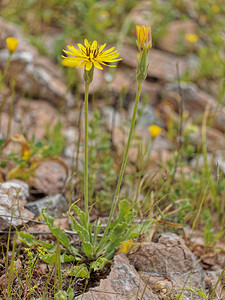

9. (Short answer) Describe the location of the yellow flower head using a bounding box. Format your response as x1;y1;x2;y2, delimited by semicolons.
148;125;161;138
185;33;198;43
212;5;220;13
62;39;122;71
6;37;18;53
136;25;152;51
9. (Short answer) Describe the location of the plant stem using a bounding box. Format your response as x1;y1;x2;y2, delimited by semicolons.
103;81;143;238
84;83;89;226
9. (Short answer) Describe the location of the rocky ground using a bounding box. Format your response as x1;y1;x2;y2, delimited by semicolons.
0;3;225;299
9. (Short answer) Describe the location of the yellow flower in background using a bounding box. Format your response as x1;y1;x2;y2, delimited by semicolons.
185;33;198;43
6;37;18;53
148;125;161;138
62;39;122;71
136;25;152;51
212;5;220;13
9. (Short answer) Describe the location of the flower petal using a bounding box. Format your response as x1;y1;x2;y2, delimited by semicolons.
62;58;80;67
100;47;115;55
78;43;87;53
91;40;98;49
84;39;90;47
98;43;106;53
85;61;93;70
93;60;103;70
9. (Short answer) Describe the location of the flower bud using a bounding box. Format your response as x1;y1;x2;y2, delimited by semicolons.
136;25;152;82
6;37;18;53
148;125;161;138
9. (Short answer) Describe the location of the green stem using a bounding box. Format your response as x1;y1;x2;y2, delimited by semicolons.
84;83;89;226
103;81;143;238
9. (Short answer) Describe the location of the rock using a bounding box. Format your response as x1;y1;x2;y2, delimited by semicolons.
102;106;122;130
15;98;64;140
32;160;68;195
157;20;197;54
160;82;216;114
212;107;225;133
128;102;156;127
120;45;199;81
151;135;174;152
0;17;73;107
0;179;29;200
142;81;162;106
75;253;159;300
128;233;205;300
25;194;68;218
0;180;34;230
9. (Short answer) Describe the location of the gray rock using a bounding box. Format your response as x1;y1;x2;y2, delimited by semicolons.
75;253;159;300
0;179;29;200
25;194;68;218
102;106;122;130
160;82;216;114
0;180;34;230
129;233;205;300
128;102;156;126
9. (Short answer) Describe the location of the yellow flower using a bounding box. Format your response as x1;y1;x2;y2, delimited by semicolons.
185;33;198;43
62;39;121;71
136;25;152;51
148;125;161;138
6;37;18;53
212;5;220;13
